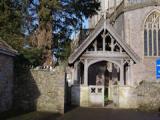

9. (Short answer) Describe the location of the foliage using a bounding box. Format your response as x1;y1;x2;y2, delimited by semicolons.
22;48;43;66
0;0;100;66
27;0;100;26
25;0;100;61
58;40;72;61
0;0;24;50
15;48;43;67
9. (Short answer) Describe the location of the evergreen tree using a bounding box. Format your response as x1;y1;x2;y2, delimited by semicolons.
25;0;100;66
0;0;23;50
0;0;100;66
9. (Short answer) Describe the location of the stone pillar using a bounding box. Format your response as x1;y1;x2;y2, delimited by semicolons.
84;59;88;86
126;66;130;85
125;65;130;85
120;60;124;85
129;60;134;86
74;62;79;84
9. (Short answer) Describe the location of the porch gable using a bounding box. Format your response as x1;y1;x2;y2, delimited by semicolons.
68;18;140;64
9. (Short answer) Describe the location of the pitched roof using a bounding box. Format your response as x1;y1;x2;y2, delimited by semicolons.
69;18;140;64
0;38;18;56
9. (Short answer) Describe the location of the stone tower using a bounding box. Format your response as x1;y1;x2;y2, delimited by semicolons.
89;0;123;28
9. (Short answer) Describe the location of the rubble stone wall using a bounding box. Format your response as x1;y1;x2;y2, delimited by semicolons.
0;54;14;112
13;66;65;114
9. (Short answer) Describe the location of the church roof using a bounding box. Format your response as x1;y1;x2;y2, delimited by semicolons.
0;38;18;56
68;18;140;64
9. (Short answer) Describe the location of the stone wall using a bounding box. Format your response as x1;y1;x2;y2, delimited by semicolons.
114;13;125;39
118;86;138;108
123;6;160;83
80;86;89;107
136;81;160;111
70;82;160;111
111;82;160;111
0;54;14;112
13;66;65;114
114;6;160;84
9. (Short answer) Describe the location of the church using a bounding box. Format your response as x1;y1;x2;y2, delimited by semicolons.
67;0;160;108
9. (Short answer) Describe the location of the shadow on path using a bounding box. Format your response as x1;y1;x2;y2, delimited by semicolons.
58;107;160;120
6;107;160;120
7;111;61;120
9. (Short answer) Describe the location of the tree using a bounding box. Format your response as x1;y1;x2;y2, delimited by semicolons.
0;0;100;67
0;0;24;50
25;0;100;66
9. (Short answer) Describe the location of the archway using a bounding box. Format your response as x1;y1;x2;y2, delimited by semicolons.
88;60;120;106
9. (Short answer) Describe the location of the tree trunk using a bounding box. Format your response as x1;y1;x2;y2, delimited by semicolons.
29;22;54;67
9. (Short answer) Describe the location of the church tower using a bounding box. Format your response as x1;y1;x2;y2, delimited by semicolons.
68;0;160;108
89;0;123;28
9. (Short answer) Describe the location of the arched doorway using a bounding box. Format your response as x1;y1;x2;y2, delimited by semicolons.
88;61;120;107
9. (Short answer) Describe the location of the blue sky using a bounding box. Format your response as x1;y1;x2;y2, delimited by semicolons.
71;18;89;39
83;19;89;28
25;0;89;39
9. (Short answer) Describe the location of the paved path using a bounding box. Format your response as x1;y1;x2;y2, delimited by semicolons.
7;107;160;120
58;107;160;120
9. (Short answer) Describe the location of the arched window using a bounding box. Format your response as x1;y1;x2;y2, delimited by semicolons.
144;11;160;56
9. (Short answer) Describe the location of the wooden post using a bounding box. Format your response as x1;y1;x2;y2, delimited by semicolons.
103;32;106;51
94;40;97;51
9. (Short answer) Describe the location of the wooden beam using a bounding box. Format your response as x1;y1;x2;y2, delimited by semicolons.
83;51;129;58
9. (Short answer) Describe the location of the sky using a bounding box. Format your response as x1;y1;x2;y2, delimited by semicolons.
25;0;89;40
71;18;89;39
83;19;89;29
